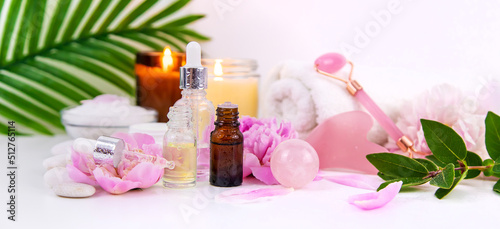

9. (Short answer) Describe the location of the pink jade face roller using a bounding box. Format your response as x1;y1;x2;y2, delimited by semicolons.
314;53;426;158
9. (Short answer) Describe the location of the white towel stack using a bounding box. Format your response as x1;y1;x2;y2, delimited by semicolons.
259;60;363;138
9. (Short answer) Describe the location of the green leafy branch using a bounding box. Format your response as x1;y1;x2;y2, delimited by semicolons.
367;111;500;199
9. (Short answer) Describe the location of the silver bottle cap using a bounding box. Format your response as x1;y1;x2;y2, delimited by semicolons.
179;41;208;89
93;136;125;167
179;67;208;89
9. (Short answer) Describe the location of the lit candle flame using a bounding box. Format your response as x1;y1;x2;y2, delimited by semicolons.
214;59;223;79
162;46;173;70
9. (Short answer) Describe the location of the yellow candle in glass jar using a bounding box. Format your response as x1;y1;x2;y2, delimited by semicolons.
204;59;259;117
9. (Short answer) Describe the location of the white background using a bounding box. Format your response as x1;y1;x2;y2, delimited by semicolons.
1;136;499;228
186;0;500;97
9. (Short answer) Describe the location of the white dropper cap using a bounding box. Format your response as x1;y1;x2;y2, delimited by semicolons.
179;41;208;89
184;41;202;68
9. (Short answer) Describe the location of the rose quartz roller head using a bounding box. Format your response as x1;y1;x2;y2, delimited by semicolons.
314;53;423;157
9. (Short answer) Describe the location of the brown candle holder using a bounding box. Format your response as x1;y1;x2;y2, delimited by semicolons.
135;50;186;122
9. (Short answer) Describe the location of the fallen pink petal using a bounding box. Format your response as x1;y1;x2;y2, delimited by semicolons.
324;174;383;190
215;186;294;204
347;181;403;210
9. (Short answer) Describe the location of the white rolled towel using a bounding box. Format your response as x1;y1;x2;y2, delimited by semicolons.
259;61;360;138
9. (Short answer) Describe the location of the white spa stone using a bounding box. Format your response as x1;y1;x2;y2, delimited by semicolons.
50;140;74;155
72;138;96;155
44;167;73;188
43;153;71;170
52;183;96;198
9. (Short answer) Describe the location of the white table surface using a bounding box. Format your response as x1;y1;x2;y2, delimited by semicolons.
1;135;499;229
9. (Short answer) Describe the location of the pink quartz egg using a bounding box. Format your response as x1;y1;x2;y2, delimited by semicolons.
314;52;347;73
270;139;319;189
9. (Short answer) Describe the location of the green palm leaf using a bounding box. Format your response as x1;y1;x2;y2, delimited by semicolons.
0;0;208;135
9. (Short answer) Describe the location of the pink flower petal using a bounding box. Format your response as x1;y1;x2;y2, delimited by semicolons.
131;133;156;149
117;157;139;178
215;186;294;204
142;143;163;157
70;149;95;174
93;167;142;194
243;152;260;177
122;162;164;188
324;174;383;190
112;132;138;149
250;166;279;185
66;164;98;186
348;181;402;210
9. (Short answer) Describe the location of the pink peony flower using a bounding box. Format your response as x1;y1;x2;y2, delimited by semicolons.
386;84;487;158
239;116;298;185
67;133;170;194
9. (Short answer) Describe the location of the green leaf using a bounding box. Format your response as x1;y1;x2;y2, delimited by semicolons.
79;0;112;37
27;0;47;53
60;0;93;43
377;172;397;181
0;102;53;135
425;155;446;168
415;158;439;172
430;163;455;189
421;119;467;164
137;0;191;28
0;0;22;65
115;0;159;30
14;0;36;62
485;111;500;161
160;15;205;28
377;177;431;191
0;71;71;111
494;180;500;193
95;0;130;34
0;0;208;135
464;151;482;179
367;153;428;178
493;162;500;173
0;84;63;129
435;170;468;199
173;28;210;40
483;159;495;176
43;0;71;49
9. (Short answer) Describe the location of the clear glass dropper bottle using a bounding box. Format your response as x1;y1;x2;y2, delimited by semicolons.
174;42;215;178
162;105;197;188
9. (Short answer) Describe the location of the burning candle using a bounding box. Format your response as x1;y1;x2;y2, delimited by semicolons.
204;59;259;117
135;47;185;122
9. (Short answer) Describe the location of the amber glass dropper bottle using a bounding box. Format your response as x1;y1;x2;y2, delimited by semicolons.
210;102;244;187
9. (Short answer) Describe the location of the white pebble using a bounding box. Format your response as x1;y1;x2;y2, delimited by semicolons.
73;138;97;155
43;154;71;170
52;183;96;198
50;140;74;155
44;167;73;188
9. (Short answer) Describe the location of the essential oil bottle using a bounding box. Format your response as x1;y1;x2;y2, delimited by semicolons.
174;41;215;177
210;102;244;187
162;105;197;188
